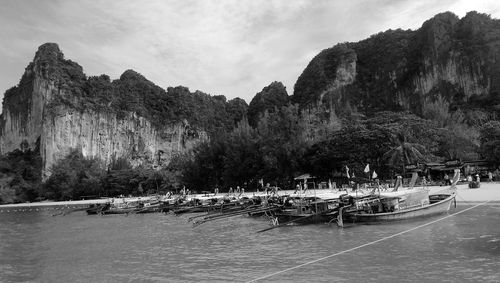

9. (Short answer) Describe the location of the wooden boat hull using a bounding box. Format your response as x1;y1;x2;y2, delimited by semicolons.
274;212;336;224
271;199;340;225
101;207;138;214
173;206;210;214
86;208;103;215
344;192;456;223
86;204;110;215
134;205;163;214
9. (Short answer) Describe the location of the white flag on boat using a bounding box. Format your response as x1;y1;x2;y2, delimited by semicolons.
364;164;370;173
346;166;350;179
372;171;378;179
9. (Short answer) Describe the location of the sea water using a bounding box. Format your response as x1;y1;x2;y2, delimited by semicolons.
1;204;499;282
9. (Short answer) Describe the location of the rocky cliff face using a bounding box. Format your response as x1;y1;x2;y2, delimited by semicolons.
0;43;72;155
0;43;215;178
42;107;206;175
247;81;290;127
293;44;357;108
292;11;500;119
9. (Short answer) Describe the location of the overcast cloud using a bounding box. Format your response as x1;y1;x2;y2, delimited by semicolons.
1;0;499;105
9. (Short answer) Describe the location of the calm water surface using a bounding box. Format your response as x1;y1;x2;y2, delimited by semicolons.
1;204;499;282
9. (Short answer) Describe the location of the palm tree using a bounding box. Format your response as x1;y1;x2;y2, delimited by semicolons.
382;133;427;177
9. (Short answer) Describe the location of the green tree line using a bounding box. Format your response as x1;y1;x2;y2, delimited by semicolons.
1;107;499;204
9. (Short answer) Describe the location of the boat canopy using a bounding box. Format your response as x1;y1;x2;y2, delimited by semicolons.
294;174;315;180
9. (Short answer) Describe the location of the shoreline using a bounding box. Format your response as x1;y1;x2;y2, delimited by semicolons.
1;183;499;210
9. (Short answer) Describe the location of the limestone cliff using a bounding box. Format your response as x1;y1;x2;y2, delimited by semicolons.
0;43;244;178
293;44;357;108
42;107;206;175
247;81;289;127
292;11;500;120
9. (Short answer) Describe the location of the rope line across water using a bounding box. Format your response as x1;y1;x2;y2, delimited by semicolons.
245;200;491;283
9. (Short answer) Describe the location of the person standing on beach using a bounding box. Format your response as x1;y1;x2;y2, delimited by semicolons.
271;186;278;196
421;176;428;189
264;183;270;195
294;184;300;194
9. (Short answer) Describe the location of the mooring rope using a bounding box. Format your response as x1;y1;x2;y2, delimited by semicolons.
245;200;491;283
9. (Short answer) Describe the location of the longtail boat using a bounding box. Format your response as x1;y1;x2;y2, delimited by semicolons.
100;203;140;214
336;169;460;227
98;197;163;215
338;191;456;226
86;203;110;215
270;197;340;225
134;201;164;214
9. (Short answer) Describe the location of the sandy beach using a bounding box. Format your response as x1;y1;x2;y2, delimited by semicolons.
442;182;500;203
1;182;499;210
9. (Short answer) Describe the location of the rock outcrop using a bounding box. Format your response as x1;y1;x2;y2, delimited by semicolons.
0;43;245;178
247;81;289;127
293;44;357;108
292;11;500;119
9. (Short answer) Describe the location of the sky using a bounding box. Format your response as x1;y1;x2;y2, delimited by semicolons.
1;0;499;105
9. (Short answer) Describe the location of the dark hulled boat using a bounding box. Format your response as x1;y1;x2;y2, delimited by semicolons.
271;197;340;225
86;203;110;215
